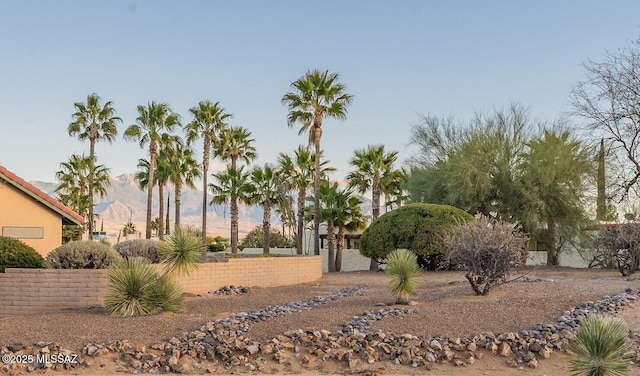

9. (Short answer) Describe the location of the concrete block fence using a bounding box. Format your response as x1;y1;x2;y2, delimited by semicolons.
0;255;321;315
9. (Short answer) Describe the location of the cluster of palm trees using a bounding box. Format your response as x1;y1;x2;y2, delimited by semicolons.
56;70;406;271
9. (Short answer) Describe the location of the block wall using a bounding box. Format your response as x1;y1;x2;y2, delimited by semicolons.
0;256;321;315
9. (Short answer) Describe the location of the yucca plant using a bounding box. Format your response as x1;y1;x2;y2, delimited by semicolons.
104;257;160;316
159;226;205;277
386;249;421;304
567;315;634;376
148;275;184;313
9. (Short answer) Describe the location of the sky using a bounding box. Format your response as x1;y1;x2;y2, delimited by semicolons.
2;1;640;185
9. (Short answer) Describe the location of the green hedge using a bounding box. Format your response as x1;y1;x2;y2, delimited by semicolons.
113;239;162;263
0;237;45;272
359;203;473;269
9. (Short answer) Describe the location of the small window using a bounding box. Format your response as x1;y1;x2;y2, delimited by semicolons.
2;226;44;239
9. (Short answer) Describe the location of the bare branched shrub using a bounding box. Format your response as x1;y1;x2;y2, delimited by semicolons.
591;224;640;276
444;216;529;296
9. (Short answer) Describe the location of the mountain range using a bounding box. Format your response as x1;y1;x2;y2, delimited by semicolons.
31;173;372;241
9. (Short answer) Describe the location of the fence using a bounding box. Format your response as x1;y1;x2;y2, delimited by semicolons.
0;255;321;315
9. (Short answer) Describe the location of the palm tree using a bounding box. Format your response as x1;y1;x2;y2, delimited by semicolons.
209;165;254;254
334;192;367;272
185;101;232;243
167;142;200;229
214;126;257;170
309;180;343;272
124;102;181;239
155;134;180;239
67;93;121;235
277;146;335;254
382;168;408;213
55;154;110;230
282;69;353;255
347;145;400;270
249;163;282;254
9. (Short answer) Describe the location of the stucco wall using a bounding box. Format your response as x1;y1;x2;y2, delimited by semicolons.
0;183;62;256
0;256;322;315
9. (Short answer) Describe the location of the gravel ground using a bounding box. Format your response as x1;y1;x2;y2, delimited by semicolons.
1;266;640;374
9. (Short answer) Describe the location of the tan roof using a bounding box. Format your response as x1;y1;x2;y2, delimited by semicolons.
0;165;84;225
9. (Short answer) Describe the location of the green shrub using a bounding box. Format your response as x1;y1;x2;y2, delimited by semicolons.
239;226;295;250
159;226;205;277
386;249;421;304
567;315;633;376
0;237;45;272
359;203;473;268
114;239;161;263
148;275;183;313
46;240;121;269
104;257;161;316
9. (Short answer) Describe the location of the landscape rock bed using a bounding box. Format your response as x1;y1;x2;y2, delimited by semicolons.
2;286;640;374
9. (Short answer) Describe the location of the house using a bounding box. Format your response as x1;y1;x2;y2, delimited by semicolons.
0;165;83;256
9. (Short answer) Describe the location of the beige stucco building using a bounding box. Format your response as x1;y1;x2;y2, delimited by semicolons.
0;165;83;256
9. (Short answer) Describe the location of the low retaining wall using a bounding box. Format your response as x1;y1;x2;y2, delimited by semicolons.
0;256;322;315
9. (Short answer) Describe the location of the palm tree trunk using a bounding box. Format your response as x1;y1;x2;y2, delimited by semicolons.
263;199;271;254
146;149;156;239
88;137;96;237
175;182;182;230
327;221;336;272
231;194;239;254
158;183;165;240
297;188;306;255
201;136;210;244
165;195;170;235
336;225;345;272
547;217;558;265
369;180;381;270
313;132;321;256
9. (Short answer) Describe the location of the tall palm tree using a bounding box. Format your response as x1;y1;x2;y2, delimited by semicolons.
347;145;400;270
214;126;257;170
249;163;282;254
185;101;232;243
55;154;110;229
282;69;353;255
209;166;254;254
277;147;335;254
155;143;174;239
67;93;121;235
124;101;181;239
167;142;200;229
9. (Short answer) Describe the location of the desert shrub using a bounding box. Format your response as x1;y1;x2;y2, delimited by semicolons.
359;203;473;269
207;236;228;252
159;226;205;277
46;240;121;269
114;239;162;263
591;224;640;276
386;249;421;304
104;257;163;316
567;315;633;376
147;275;183;314
0;237;45;272
444;216;529;296
239;226;294;250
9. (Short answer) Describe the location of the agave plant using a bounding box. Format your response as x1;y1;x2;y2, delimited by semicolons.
159;226;205;277
386;249;421;304
104;257;159;316
567;315;633;376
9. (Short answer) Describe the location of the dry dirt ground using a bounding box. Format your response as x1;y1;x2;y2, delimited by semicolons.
3;266;640;375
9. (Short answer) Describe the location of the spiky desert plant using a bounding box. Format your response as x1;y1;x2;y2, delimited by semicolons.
148;275;184;313
567;315;633;376
386;249;421;304
159;226;205;277
104;257;159;316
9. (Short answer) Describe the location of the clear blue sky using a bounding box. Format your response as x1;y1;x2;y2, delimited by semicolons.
2;1;640;183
